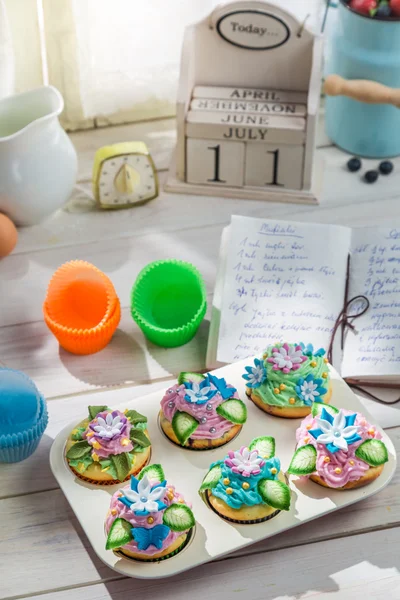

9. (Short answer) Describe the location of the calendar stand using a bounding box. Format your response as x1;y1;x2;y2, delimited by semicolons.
165;1;324;205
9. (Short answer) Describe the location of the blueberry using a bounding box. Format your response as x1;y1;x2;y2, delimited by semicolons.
376;4;392;18
364;170;379;184
347;157;362;172
379;160;394;175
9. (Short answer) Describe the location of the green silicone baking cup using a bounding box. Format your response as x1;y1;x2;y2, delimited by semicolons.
131;260;207;348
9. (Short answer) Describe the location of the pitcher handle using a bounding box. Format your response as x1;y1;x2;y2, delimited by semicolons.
324;74;400;109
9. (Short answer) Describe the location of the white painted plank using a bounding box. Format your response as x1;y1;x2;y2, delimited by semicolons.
1;498;399;600
0;306;210;399
12;140;400;256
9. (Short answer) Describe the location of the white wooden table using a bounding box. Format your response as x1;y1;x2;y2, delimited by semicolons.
1;116;400;600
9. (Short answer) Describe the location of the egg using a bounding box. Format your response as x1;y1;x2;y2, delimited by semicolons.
0;213;18;258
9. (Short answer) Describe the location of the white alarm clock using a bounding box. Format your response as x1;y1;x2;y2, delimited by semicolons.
93;142;159;209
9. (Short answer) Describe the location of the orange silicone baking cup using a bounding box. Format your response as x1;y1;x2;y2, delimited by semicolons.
43;261;121;355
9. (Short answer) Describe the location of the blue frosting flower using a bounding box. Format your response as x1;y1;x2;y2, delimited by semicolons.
295;373;327;406
118;474;168;516
298;342;326;357
207;373;237;400
183;377;218;405
309;408;362;454
242;358;267;389
131;524;170;550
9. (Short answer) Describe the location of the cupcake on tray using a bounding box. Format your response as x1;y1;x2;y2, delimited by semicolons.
159;372;247;450
199;436;291;523
288;404;389;490
243;342;332;418
65;405;151;484
105;464;195;561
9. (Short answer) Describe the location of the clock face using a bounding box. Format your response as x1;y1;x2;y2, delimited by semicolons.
98;154;157;207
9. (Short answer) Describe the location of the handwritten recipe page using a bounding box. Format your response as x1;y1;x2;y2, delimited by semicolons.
342;227;400;381
216;216;351;364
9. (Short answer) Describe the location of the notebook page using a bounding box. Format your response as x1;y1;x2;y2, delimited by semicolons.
342;227;400;380
216;216;351;364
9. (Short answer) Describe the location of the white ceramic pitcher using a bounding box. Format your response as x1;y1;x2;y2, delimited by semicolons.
0;86;78;226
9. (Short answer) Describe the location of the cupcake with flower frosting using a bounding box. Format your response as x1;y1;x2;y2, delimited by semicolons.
199;436;291;523
65;405;151;484
243;342;332;418
288;404;389;490
105;464;195;561
160;372;247;450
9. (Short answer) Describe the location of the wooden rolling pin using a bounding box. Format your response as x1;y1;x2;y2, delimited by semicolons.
324;74;400;108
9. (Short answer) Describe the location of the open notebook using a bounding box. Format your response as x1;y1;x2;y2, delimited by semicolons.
207;216;400;387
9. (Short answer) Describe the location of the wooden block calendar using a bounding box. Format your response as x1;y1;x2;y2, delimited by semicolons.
165;1;324;204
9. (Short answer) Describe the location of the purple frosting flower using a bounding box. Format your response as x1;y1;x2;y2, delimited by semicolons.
85;410;133;458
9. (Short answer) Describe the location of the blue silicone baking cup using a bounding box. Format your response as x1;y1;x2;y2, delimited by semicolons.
0;394;48;463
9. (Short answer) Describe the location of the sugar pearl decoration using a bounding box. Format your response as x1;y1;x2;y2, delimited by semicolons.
334;467;342;474
306;424;312;430
289;397;296;405
310;361;317;367
223;478;230;486
322;372;328;379
368;428;375;436
226;487;233;495
270;467;278;475
121;438;130;446
324;456;330;463
200;417;207;424
349;460;355;466
209;427;216;433
274;388;280;394
206;403;213;411
324;358;329;364
147;516;154;524
242;482;250;490
279;383;286;391
111;508;117;516
168;401;174;408
178;498;184;503
167;492;174;501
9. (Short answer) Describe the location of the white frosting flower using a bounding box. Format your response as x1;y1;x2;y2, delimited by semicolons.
185;381;213;404
122;474;167;513
268;343;306;372
93;413;124;439
225;446;265;477
315;410;360;452
300;379;319;403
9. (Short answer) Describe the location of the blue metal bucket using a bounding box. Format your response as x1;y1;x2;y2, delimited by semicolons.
325;1;400;158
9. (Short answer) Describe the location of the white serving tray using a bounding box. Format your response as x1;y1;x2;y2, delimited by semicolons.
50;361;397;580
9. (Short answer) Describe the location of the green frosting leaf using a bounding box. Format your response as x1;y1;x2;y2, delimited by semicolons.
66;440;92;460
125;409;147;424
177;372;206;385
257;479;291;511
288;444;317;475
138;464;165;484
311;403;339;418
216;398;247;424
355;439;388;467
172;411;199;445
110;453;131;482
88;405;108;420
130;428;151;448
99;459;118;480
199;463;222;492
106;518;133;550
249;436;275;459
162;503;195;532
